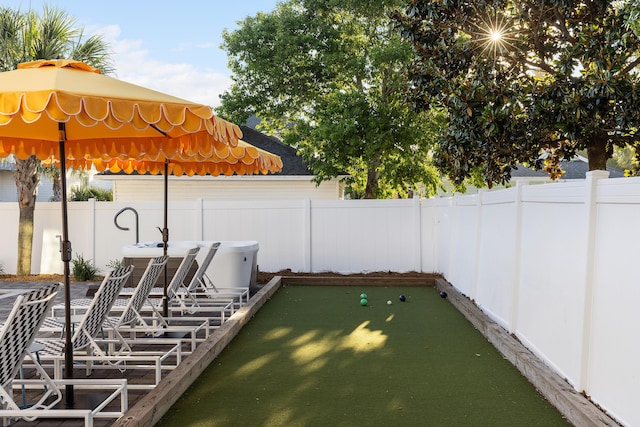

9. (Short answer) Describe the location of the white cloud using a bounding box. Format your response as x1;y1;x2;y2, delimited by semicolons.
91;24;232;108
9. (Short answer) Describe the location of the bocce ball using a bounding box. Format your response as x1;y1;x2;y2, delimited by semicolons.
360;293;368;299
440;291;448;299
360;298;368;306
387;300;392;305
399;294;406;302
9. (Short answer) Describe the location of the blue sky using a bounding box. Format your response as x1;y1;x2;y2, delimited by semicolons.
5;0;281;107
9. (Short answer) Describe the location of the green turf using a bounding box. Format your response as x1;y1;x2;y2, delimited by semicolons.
158;285;570;426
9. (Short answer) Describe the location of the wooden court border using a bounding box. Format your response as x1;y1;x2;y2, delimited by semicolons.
113;275;618;427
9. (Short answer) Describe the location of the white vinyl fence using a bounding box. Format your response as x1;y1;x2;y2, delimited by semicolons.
0;170;637;426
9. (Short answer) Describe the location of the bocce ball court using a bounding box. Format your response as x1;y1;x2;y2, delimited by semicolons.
117;276;607;426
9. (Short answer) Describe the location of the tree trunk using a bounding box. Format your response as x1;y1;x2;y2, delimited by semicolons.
50;171;62;202
586;133;611;172
364;164;379;199
13;156;40;276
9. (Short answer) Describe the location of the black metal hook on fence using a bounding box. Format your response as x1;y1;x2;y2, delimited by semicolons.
114;207;139;243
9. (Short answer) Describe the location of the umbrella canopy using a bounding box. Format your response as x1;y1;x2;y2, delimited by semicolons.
65;139;283;176
0;59;272;406
0;59;242;160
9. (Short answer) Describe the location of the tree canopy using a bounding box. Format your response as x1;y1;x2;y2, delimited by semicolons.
393;0;640;186
218;0;444;198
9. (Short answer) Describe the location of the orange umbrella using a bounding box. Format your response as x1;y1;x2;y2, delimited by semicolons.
0;59;277;405
65;140;283;176
0;59;242;160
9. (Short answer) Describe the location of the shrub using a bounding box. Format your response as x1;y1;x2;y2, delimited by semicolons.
107;258;124;270
69;186;113;201
71;253;100;281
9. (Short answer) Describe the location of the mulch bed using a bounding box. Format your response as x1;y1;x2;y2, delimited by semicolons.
1;270;439;285
256;269;439;284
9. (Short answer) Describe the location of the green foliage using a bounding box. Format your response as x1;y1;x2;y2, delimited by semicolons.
629;0;640;35
393;0;640;187
0;5;113;73
71;253;99;281
106;258;124;270
68;185;112;201
218;0;445;198
609;145;640;177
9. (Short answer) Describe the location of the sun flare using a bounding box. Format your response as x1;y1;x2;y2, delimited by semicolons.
472;13;516;59
490;30;503;42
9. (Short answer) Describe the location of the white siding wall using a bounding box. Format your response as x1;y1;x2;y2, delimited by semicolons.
103;175;343;201
0;170;97;202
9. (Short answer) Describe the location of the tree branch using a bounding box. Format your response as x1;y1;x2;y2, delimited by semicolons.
530;1;549;62
523;58;554;74
606;134;639;145
620;55;640;76
553;6;575;43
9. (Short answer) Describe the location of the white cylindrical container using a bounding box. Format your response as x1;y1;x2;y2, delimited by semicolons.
121;241;198;286
122;240;259;289
207;241;259;289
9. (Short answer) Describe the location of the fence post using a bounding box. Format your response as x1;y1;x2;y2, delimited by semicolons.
304;198;312;272
447;194;459;281
471;190;485;299
509;182;524;334
413;195;422;272
578;170;609;392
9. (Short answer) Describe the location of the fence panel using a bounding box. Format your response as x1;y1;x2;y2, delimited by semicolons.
586;178;640;427
1;176;640;426
517;183;588;388
202;199;307;273
310;199;418;273
475;188;518;329
0;203;19;274
446;194;480;296
424;198;453;275
419;198;438;273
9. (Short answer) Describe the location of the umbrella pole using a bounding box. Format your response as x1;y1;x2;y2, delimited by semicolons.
162;161;169;317
58;124;75;407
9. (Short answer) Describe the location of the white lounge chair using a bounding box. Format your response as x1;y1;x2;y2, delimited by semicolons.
0;283;128;426
173;242;249;314
97;255;210;353
58;252;220;347
118;247;232;325
117;247;199;309
34;266;182;390
55;251;198;318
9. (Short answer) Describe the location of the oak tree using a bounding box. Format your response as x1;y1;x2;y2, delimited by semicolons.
218;0;444;198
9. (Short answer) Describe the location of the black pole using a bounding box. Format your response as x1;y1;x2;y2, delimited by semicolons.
59;123;74;407
162;161;169;317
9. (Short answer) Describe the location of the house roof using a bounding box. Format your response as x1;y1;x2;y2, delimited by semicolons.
510;157;625;179
99;126;314;178
239;126;313;176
